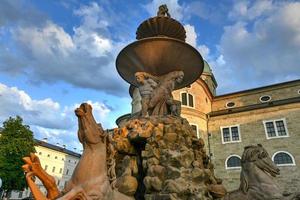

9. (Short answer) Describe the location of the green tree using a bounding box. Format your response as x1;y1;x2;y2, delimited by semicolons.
0;116;36;198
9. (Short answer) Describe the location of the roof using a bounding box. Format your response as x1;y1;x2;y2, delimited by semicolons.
35;139;81;158
203;60;212;74
201;60;218;87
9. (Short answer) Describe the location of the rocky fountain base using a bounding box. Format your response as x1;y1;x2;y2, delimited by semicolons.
113;116;226;200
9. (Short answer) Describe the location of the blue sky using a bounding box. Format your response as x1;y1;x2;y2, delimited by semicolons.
0;0;299;151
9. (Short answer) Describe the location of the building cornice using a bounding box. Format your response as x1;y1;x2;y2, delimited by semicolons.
181;107;208;120
209;96;300;117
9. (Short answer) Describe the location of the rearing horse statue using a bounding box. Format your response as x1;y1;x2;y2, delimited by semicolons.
224;144;300;200
22;103;133;200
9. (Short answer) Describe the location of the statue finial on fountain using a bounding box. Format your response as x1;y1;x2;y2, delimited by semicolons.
157;4;171;17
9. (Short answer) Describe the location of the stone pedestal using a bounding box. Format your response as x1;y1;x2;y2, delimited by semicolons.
113;116;226;200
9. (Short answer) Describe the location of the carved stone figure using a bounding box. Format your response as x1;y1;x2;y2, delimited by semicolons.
157;4;171;17
149;71;184;116
22;103;133;200
223;144;300;200
135;72;159;117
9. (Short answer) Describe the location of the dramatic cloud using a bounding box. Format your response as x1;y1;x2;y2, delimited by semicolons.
0;83;112;151
184;24;197;47
0;2;129;96
228;0;273;21
213;1;300;94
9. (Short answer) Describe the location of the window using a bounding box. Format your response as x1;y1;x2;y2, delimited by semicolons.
226;102;235;108
59;168;62;174
47;154;50;158
263;119;289;139
272;151;295;166
52;167;55;173
57;180;60;186
55;156;58;159
226;155;241;169
66;169;69;175
260;95;271;102
190;124;200;138
181;92;194;107
38;152;42;155
44;165;48;171
221;125;241;144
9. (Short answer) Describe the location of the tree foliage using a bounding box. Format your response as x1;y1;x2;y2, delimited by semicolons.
0;116;36;192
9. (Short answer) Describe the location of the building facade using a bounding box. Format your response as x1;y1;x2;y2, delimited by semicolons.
9;140;80;199
125;61;300;193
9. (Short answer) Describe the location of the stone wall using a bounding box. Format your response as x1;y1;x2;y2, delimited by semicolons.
208;103;300;193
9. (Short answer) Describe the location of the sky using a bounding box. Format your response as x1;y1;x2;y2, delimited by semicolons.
0;0;299;152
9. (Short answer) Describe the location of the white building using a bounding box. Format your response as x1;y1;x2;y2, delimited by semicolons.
9;139;81;199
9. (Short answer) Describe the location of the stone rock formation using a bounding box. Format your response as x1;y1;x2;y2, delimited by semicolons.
113;116;226;200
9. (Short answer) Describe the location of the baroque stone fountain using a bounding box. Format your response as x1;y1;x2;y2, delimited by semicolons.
22;5;300;200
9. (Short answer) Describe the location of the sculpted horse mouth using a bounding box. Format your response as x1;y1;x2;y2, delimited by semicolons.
75;103;90;117
261;159;280;177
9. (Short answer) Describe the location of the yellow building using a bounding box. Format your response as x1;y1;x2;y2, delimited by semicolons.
9;139;80;199
123;61;300;193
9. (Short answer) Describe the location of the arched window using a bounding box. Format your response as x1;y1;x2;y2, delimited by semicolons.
272;151;295;166
225;155;241;169
181;92;194;108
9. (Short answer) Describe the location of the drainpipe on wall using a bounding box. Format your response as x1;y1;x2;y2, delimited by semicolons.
206;114;212;160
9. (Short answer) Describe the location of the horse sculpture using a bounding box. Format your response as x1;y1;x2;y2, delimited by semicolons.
22;103;133;200
224;144;300;200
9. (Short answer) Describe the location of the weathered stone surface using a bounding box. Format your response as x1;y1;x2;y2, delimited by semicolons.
114;115;226;199
116;175;138;196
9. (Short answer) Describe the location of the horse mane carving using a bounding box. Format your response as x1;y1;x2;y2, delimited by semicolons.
22;103;132;200
224;144;300;200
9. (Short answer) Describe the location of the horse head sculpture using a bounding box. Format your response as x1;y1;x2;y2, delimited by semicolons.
22;103;133;200
224;144;283;200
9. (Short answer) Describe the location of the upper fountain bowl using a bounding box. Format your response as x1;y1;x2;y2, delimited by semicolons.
116;37;204;89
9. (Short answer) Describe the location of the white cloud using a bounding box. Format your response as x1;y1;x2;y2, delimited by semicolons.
144;0;184;20
184;24;197;47
16;21;75;58
229;0;273;21
73;2;112;57
0;2;128;96
0;83;71;129
0;82;112;151
216;1;300;94
198;44;210;60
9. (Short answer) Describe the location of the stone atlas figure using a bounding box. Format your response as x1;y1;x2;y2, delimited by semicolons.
21;5;300;200
135;71;184;117
134;72;159;117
